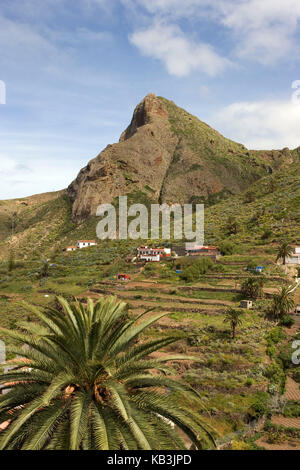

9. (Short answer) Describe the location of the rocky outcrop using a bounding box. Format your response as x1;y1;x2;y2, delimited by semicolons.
68;94;178;220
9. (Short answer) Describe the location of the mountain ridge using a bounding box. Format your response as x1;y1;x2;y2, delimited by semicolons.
67;93;296;220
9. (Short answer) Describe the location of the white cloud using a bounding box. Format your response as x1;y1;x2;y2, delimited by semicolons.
220;0;300;64
129;23;229;77
213;99;300;150
128;0;300;65
124;0;213;18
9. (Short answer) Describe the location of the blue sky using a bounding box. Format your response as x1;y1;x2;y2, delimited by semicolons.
1;0;300;199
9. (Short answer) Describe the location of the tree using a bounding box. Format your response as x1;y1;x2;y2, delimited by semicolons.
241;277;264;300
226;216;239;235
276;242;293;266
261;228;272;241
268;287;295;322
219;240;236;256
223;308;243;339
0;296;216;450
180;257;214;282
38;259;50;286
8;248;15;272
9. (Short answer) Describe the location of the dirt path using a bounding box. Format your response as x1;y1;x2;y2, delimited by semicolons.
271;415;300;429
256;436;300;450
282;377;300;402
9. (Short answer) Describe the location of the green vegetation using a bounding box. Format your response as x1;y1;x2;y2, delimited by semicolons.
267;287;295;322
219;241;236;256
276;242;293;266
180;257;214;282
241;277;264;300
283;401;300;418
223;308;244;339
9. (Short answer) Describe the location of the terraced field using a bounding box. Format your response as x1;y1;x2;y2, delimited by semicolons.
0;243;300;449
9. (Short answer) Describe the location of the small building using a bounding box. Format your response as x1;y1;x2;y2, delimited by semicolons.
255;266;263;273
171;245;186;257
76;240;96;249
118;274;131;281
186;245;220;261
65;246;77;252
137;246;171;262
286;247;300;264
240;300;253;309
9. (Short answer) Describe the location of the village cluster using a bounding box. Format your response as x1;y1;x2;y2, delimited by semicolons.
65;241;300;265
65;241;221;260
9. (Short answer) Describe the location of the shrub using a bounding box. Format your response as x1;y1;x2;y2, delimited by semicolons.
241;277;264;300
231;440;251;450
210;263;226;273
283;401;300;418
261;228;273;240
278;344;294;369
279;315;295;328
249;400;267;419
244;378;254;387
8;250;15;272
264;363;285;394
226;216;240;235
293;368;300;383
180;257;214;282
267;327;285;344
219;241;236;256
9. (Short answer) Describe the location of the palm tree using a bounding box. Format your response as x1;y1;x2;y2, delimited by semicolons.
276;242;293;265
223;308;243;339
0;296;216;450
39;260;50;281
241;277;264;300
269;287;295;321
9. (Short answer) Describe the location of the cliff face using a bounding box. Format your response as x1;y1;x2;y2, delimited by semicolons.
68;93;295;220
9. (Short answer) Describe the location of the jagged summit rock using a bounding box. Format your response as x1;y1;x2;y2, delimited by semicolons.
120;93;169;141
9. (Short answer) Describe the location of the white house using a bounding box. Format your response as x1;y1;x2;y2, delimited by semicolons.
138;246;171;262
65;246;77;252
286;246;300;264
240;300;253;309
76;240;97;249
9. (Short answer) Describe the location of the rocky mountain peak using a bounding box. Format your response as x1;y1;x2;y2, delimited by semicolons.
67;94;295;221
120;93;169;142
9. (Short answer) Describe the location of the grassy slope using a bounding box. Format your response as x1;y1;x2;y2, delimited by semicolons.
158;96;294;205
205;158;300;247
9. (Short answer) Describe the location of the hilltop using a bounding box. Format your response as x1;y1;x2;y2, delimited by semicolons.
67;93;295;220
